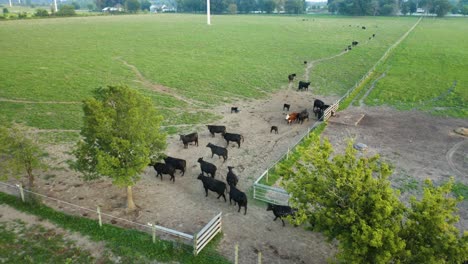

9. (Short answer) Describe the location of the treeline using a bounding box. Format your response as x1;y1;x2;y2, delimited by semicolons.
328;0;468;16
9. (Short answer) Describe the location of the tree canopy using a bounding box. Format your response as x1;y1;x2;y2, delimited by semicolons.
72;85;166;210
280;135;467;263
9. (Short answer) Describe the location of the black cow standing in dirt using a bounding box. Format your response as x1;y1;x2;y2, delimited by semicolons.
288;73;296;83
206;125;226;137
298;81;311;91
229;184;248;215
223;132;244;148
267;203;298;227
163;156;186;176
152;162;176;182
298;109;309;124
197;174;227;202
179;132;198;149
206;143;228;161
198;157;217;178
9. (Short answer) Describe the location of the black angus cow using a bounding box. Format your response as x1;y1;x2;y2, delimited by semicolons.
315;104;330;120
288;73;296;83
226;166;239;187
197;174;227;202
206;125;226;137
352;41;359;46
231;107;239;113
163;156;186;176
283;104;290;111
304;61;307;64
373;33;376;37
197;157;217;178
348;45;352;50
206;143;228;161
362;26;366;29
179;132;198;149
270;126;278;134
266;203;298;227
313;99;325;112
152;162;176;182
298;109;309;124
229;184;248;215
298;81;311;91
223;132;244;148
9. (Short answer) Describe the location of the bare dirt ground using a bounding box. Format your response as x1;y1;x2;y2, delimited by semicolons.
3;89;467;263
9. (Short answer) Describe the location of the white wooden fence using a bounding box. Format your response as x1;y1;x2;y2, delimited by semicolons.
193;212;222;255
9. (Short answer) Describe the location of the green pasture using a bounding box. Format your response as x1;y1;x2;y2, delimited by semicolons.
359;18;468;118
0;14;421;136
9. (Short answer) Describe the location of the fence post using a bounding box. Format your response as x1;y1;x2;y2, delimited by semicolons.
16;184;25;202
152;223;156;243
235;243;239;264
266;170;269;183
258;251;262;264
97;206;102;227
286;148;290;160
193;233;198;256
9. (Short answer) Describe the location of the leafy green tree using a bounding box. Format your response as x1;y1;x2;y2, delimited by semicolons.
263;0;276;13
141;0;151;11
71;1;81;9
3;8;9;14
462;5;468;15
429;0;451;16
126;0;141;12
0;124;48;201
35;8;49;16
400;179;468;263
228;3;238;13
401;1;410;13
285;0;304;13
56;5;77;16
72;85;166;211
281;137;406;263
237;0;256;13
87;3;95;11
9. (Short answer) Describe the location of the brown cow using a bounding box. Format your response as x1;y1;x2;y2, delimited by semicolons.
285;112;299;125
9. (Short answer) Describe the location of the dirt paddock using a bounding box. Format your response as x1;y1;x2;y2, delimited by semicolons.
6;89;467;263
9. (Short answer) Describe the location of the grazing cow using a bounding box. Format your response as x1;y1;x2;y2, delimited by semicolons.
206;143;228;161
298;109;309;124
362;26;366;29
198;157;217;178
288;73;296;83
352;41;359;46
304;61;307;64
348;45;352;50
231;107;239;113
197;174;227;202
206;125;226;137
179;132;198;149
283;104;290;111
298;81;311;91
270;126;278;134
226;166;239;187
163;156;186;176
152;162;176;182
266;203;298;227
313;99;325;112
223;132;244;148
372;33;376;37
314;104;330;118
286;112;300;125
229;184;248;215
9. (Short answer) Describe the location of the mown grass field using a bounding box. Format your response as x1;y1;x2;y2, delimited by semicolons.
357;18;468;117
0;14;418;138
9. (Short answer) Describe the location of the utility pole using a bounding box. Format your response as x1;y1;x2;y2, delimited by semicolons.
207;0;211;25
54;0;58;12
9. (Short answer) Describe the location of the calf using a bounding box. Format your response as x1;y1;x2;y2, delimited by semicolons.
270;126;278;134
197;157;217;178
286;112;299;125
179;132;198;149
288;73;296;83
298;109;309;124
206;143;228;161
226;166;239;187
152;162;176;182
163;156;186;176
283;104;290;111
266;203;298;227
223;132;244;148
206;125;226;137
197;174;227;202
229;184;247;215
231;107;239;113
298;81;311;91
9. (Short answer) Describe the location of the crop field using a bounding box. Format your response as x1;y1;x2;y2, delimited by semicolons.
356;18;468;118
0;14;417;138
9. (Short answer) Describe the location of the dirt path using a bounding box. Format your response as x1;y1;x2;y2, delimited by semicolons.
0;97;80;104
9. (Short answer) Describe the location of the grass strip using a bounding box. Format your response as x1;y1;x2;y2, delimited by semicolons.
0;192;230;264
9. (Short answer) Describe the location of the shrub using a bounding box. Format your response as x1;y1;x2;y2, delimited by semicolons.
3;7;9;14
35;8;49;17
56;5;76;16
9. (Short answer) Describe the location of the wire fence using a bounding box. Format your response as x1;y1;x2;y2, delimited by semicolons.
252;17;423;206
0;181;223;258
